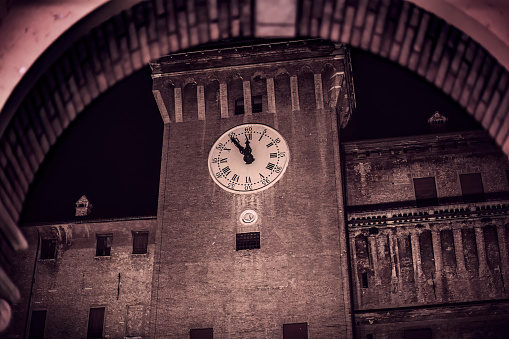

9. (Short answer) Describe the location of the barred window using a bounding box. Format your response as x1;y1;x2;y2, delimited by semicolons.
236;232;260;251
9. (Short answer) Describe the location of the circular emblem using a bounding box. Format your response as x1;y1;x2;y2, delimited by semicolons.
240;210;258;224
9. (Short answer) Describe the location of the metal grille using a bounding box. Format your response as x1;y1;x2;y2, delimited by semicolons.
236;232;260;251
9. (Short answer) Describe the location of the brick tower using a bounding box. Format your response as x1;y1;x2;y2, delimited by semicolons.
150;39;356;338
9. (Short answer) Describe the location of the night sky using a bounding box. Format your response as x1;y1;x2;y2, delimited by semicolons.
19;47;480;224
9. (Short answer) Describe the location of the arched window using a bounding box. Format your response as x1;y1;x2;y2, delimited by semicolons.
298;70;315;111
205;80;220;119
228;78;244;116
251;75;267;113
182;82;198;122
275;73;291;113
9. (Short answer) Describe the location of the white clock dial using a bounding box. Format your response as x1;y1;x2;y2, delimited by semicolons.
208;124;290;194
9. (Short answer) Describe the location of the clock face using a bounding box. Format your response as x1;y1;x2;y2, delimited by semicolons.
208;124;290;194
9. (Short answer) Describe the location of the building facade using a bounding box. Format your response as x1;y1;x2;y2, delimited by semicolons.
4;40;509;338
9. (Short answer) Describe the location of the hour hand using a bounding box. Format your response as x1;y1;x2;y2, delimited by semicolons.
243;137;255;164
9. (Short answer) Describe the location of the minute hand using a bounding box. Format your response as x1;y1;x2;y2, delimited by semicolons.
230;136;245;154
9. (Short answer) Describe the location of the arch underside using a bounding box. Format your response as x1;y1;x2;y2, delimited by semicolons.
0;0;508;305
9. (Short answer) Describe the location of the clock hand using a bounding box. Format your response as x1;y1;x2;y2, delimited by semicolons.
230;135;245;154
243;137;255;164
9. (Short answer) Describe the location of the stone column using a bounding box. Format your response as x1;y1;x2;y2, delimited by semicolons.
314;73;324;109
219;82;228;118
431;229;443;301
410;231;424;301
174;87;183;123
496;225;509;294
243;80;252;115
290;75;300;111
453;228;467;272
475;227;489;276
266;77;276;113
197;85;205;120
152;90;170;123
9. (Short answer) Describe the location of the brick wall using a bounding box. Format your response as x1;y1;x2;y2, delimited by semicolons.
4;217;156;338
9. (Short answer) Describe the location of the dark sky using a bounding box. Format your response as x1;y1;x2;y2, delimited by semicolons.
19;47;480;224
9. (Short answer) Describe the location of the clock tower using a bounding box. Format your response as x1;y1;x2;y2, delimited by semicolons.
150;39;356;338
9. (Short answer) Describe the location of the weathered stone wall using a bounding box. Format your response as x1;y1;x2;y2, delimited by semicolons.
344;131;509;338
343;131;509;209
4;217;156;338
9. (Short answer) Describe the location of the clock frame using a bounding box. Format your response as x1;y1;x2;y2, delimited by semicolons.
208;124;290;194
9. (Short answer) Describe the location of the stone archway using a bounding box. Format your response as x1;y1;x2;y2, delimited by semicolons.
1;0;509;329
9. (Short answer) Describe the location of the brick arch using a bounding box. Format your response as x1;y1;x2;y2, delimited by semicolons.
1;0;509;312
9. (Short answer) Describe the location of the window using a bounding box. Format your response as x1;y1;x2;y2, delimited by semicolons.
87;307;105;339
40;239;56;259
413;177;438;207
235;97;244;115
460;173;485;202
96;235;112;256
190;328;213;339
362;272;369;288
236;232;260;251
28;310;47;339
283;323;308;339
132;231;149;254
404;328;432;339
252;95;262;113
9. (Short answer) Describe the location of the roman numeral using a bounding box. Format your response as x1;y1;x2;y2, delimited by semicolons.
266;163;275;171
222;166;231;176
246;176;252;183
232;174;240;182
266;142;274;148
220;158;228;163
270;152;277;158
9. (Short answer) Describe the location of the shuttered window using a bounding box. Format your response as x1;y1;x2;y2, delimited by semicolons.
460;173;485;202
413;177;438;207
28;310;47;339
96;235;112;256
190;328;213;339
404;328;432;339
87;307;105;339
132;231;148;254
283;323;308;339
40;239;56;259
